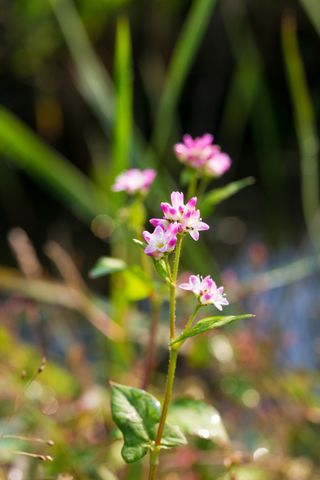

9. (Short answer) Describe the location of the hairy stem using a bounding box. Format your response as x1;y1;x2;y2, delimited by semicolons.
148;348;179;480
155;348;178;446
169;236;183;340
148;236;183;479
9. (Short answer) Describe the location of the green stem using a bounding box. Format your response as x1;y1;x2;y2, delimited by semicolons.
183;304;201;332
197;176;210;200
187;172;198;198
148;464;158;480
148;236;183;479
169;236;183;340
149;347;179;479
155;348;178;446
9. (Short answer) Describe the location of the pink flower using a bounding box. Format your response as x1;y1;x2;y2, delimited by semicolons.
174;134;218;168
150;192;209;241
179;274;229;310
204;152;231;177
112;168;156;195
161;192;197;223
142;223;179;259
173;134;232;178
182;208;210;241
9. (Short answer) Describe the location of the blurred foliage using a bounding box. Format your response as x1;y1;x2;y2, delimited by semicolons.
0;0;320;478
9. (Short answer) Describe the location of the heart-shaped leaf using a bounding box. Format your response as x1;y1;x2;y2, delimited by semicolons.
162;423;188;448
171;314;254;346
110;383;186;463
200;177;255;217
89;257;126;278
168;398;229;444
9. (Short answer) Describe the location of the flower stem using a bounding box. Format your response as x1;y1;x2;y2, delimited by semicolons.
169;236;183;340
148;236;183;479
155;348;178;446
187;172;198;198
197;176;210;200
148;347;179;480
148;464;158;480
184;304;201;332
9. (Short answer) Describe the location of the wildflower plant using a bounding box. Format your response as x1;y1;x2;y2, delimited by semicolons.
108;135;254;479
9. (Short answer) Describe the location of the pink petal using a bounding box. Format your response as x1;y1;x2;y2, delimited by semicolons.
183;134;194;147
189;230;200;241
161;203;171;216
179;282;193;290
186;196;197;210
142;231;151;242
150;218;167;228
145;245;156;254
197;221;210;231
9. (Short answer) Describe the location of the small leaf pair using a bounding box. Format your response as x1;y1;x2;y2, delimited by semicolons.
110;383;186;463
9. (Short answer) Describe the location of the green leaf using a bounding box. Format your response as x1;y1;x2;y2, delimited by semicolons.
299;0;320;36
162;423;187;448
171;314;254;346
218;465;269;480
152;258;170;282
110;383;186;463
110;382;159;463
133;238;145;249
168;398;229;444
89;257;127;278
123;266;152;301
201;177;255;217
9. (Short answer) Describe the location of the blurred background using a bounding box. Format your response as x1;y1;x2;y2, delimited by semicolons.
0;0;320;479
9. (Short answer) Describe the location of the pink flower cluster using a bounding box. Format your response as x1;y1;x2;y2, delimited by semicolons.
179;275;229;310
112;168;156;195
174;134;231;178
142;192;209;259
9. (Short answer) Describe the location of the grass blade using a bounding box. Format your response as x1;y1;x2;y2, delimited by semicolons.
200;177;255;217
299;0;320;35
282;15;320;248
0;108;109;220
49;0;114;134
151;0;217;157
110;16;133;190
